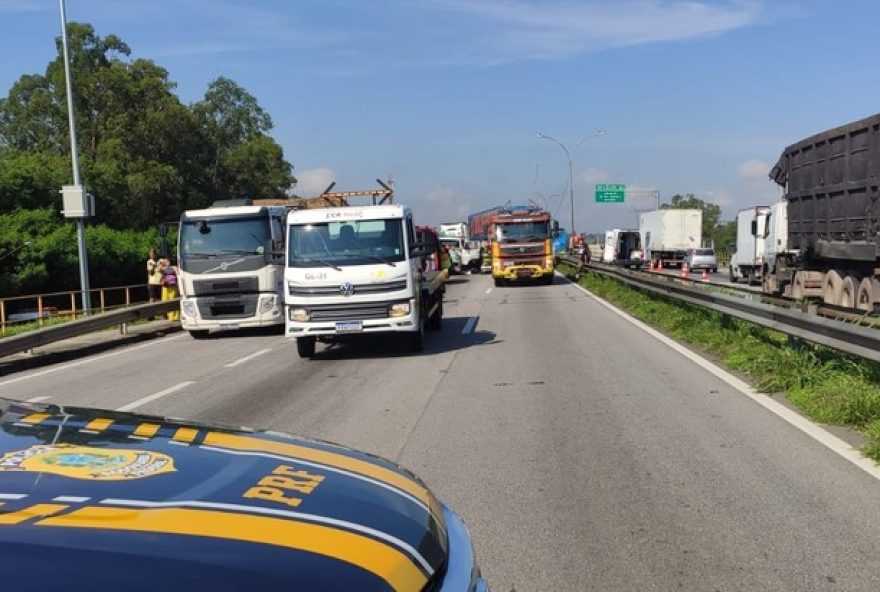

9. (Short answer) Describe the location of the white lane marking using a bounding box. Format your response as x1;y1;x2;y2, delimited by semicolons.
224;348;272;368
99;497;434;575
0;493;27;500
25;396;51;403
565;275;880;482
461;316;478;334
0;333;187;388
53;496;90;503
116;381;194;413
485;287;492;295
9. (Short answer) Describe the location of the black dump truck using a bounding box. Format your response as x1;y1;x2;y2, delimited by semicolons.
763;113;880;311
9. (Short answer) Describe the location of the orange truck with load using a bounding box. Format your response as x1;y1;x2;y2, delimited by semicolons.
489;206;558;286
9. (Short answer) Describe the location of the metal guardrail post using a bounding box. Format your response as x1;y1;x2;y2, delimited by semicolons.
70;292;76;320
37;296;44;328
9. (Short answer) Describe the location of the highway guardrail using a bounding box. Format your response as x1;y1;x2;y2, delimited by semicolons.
0;299;179;358
559;256;880;363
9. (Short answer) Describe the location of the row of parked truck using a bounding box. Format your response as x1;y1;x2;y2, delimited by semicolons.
596;113;880;313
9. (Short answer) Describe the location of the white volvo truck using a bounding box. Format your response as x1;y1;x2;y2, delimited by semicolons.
177;200;288;338
284;190;444;358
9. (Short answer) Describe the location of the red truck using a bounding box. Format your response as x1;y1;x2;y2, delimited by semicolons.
489;207;557;286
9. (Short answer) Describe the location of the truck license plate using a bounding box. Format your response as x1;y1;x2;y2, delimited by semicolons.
517;269;532;278
218;323;240;330
335;321;363;333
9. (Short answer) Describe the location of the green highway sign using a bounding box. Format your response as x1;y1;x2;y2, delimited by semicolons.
595;184;625;203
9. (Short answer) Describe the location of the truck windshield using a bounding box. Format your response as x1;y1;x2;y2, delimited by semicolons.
288;219;405;268
494;221;549;242
180;215;270;258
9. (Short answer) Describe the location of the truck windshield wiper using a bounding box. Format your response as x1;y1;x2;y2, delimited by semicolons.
300;257;342;271
184;253;219;259
344;252;397;267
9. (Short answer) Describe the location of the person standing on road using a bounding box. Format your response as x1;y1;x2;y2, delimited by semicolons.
147;248;162;303
576;242;591;279
160;258;180;320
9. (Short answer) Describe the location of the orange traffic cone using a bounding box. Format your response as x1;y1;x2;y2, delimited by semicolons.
681;262;689;279
657;260;664;272
701;269;709;282
648;259;655;272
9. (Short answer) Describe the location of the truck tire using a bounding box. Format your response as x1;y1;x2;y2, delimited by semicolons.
296;337;316;358
840;275;858;309
540;274;554;286
189;330;209;340
822;270;844;306
857;277;875;312
494;278;503;287
729;266;738;284
427;298;443;331
407;311;425;353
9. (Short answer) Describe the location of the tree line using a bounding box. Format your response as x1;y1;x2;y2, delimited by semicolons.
0;23;295;298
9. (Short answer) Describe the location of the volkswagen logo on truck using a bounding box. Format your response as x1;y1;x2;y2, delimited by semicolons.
339;282;355;296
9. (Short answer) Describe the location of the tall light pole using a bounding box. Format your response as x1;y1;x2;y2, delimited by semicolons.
537;130;604;234
59;0;91;312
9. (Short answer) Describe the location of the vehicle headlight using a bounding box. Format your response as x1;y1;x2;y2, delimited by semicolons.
545;256;553;267
181;300;196;318
388;301;411;317
289;307;309;322
260;295;277;314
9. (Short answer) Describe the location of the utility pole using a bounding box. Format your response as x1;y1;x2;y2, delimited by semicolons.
537;131;604;234
59;0;91;313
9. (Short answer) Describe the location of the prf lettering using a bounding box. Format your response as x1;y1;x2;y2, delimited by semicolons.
243;464;324;507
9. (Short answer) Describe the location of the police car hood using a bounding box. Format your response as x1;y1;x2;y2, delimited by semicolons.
0;399;447;592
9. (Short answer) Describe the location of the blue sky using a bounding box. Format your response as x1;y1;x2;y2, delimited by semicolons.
1;0;879;233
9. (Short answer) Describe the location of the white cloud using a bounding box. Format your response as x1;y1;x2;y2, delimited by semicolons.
414;186;472;226
737;159;770;179
422;0;763;64
295;167;337;197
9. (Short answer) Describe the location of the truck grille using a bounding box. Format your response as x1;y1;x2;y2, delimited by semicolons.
192;276;259;296
308;302;391;321
197;294;259;319
289;279;407;297
500;245;544;256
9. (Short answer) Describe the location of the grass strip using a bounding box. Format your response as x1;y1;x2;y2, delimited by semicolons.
560;264;880;461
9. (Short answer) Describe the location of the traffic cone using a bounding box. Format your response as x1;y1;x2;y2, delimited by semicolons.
657;260;664;272
681;262;689;279
648;259;655;272
701;269;709;282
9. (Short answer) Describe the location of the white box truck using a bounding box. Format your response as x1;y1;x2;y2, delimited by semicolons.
285;195;444;358
177;200;289;339
639;209;702;268
729;206;770;284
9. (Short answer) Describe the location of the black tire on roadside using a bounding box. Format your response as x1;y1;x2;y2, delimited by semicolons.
427;298;443;331
296;336;316;358
189;330;209;340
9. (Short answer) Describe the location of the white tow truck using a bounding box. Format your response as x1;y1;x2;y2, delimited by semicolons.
284;188;445;358
177;200;288;339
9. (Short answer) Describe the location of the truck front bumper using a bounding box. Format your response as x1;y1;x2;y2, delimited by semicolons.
286;300;419;337
492;264;554;281
180;294;283;330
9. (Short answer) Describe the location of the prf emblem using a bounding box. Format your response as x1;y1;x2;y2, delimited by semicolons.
0;444;175;480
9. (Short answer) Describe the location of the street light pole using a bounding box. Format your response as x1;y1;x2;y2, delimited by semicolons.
59;0;91;312
537;130;604;234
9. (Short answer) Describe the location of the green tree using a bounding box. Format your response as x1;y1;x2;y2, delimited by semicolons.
193;76;294;198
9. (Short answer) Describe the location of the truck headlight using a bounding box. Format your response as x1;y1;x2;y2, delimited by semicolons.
545;256;553;267
388;301;411;317
289;307;309;322
260;295;277;314
181;300;196;318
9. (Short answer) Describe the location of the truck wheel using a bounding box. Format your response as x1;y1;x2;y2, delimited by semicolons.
729;266;738;284
857;277;875;312
822;270;844;306
494;278;503;287
427;298;443;331
296;337;316;358
541;274;554;286
791;272;806;300
189;330;209;340
840;275;858;309
407;312;425;353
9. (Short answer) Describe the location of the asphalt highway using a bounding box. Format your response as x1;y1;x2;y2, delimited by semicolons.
2;273;879;590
